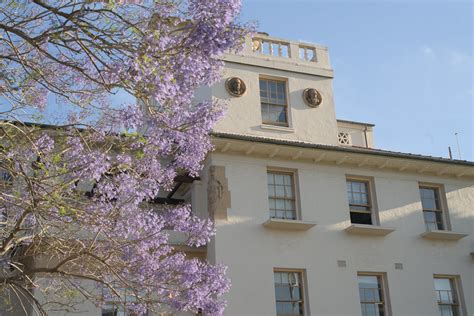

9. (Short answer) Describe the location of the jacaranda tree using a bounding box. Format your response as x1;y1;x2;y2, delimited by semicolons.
0;0;249;315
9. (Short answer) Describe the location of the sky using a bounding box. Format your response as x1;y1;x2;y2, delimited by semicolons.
240;0;473;161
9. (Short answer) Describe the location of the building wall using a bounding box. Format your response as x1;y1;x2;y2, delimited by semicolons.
336;120;374;148
209;62;339;146
206;153;473;316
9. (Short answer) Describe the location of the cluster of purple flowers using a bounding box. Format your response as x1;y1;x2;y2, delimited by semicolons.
0;0;251;314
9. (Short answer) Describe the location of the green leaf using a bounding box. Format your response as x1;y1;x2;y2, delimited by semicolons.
58;206;67;216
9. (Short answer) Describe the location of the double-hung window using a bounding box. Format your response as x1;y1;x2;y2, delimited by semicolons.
260;78;288;126
434;277;462;316
419;185;446;231
274;270;305;316
346;179;374;225
358;274;389;316
268;171;297;220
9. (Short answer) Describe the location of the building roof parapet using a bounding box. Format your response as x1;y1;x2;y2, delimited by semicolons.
223;33;334;78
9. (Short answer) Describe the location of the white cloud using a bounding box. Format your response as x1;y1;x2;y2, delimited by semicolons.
448;50;472;66
421;46;436;60
422;46;434;55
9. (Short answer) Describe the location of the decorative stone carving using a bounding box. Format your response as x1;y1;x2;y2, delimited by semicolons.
338;132;351;145
225;77;246;97
207;166;231;220
303;88;322;107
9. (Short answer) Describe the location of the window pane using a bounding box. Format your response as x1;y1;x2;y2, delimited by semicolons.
423;211;444;230
285;211;295;220
277;82;285;93
419;187;440;210
350;205;370;212
435;278;452;291
275;185;285;197
285;200;294;212
422;197;437;210
439;305;454;316
275;286;292;300
276;199;285;210
260;79;288;125
285;185;294;198
269;198;276;210
274;271;304;316
347;180;372;224
268;172;296;219
358;275;384;316
350;212;372;225
273;174;284;185
434;278;459;316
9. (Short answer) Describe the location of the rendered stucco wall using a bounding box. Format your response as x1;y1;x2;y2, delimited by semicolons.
207;153;473;316
209;61;339;146
337;121;374;148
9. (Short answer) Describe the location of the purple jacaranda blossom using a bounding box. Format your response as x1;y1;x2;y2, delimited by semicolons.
0;1;251;315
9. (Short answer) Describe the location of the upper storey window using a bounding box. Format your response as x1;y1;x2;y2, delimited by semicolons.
346;178;374;225
267;170;296;220
274;270;305;316
260;78;288;126
434;277;461;316
419;185;446;231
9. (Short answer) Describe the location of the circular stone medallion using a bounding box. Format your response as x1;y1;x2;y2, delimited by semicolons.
225;77;246;97
303;88;322;107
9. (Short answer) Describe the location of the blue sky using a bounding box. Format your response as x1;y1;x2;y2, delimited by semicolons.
241;0;473;161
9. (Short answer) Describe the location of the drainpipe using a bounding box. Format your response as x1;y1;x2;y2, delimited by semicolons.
363;126;369;148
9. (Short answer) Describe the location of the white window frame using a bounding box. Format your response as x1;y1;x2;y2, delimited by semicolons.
419;183;451;231
273;268;307;316
433;275;465;316
346;176;379;226
357;272;391;316
267;168;299;220
259;76;291;127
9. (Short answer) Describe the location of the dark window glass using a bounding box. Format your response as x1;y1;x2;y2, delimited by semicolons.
101;310;118;316
350;212;372;225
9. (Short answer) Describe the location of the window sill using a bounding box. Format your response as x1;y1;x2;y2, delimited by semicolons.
420;230;468;241
260;124;295;133
344;224;395;236
263;218;316;231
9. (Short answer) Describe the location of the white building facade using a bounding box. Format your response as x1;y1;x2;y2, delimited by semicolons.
193;33;474;316
5;33;473;316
